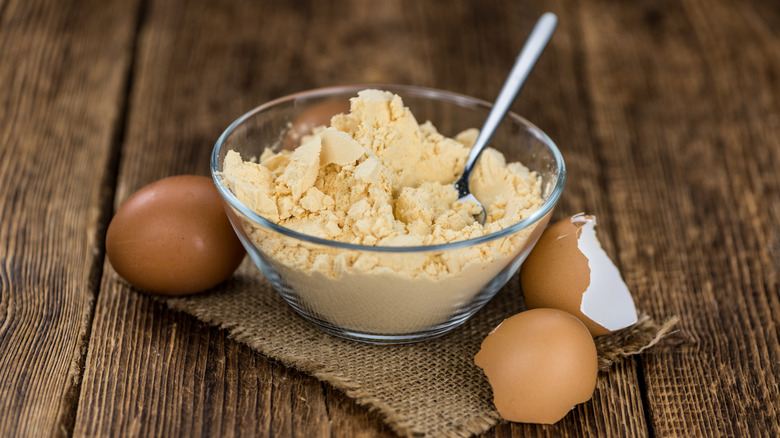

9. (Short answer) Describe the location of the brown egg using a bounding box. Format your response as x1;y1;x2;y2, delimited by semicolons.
520;213;638;336
282;99;350;150
106;175;245;295
474;308;598;424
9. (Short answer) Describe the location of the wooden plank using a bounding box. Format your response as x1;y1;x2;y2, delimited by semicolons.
0;0;140;436
579;0;780;435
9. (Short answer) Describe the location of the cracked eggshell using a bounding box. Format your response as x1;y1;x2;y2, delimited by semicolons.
519;213;638;336
474;308;598;424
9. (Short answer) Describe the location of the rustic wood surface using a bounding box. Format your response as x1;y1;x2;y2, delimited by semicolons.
1;0;778;436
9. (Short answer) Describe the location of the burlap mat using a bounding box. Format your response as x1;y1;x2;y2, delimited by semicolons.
164;259;677;437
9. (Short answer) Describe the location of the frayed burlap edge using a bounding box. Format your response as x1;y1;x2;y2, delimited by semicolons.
161;274;677;438
596;313;680;371
164;298;497;438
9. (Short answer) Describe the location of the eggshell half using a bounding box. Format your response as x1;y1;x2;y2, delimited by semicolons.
520;213;638;336
474;308;598;424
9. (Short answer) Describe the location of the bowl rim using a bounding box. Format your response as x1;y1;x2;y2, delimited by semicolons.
211;84;566;253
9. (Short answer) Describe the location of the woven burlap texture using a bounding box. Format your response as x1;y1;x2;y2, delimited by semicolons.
164;260;676;438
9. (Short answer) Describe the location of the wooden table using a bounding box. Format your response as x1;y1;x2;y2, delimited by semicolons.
2;0;779;436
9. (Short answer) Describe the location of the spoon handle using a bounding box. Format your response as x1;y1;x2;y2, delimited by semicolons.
458;13;558;191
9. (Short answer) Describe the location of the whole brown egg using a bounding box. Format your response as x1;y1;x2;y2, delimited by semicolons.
106;175;245;295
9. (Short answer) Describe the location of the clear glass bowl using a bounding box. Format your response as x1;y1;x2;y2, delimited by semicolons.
211;85;565;343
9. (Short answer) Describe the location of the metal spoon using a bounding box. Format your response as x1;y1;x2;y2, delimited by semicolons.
453;12;558;224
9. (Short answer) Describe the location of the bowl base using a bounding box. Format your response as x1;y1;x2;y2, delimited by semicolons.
289;305;478;344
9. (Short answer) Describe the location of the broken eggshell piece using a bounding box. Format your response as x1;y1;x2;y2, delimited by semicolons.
520;213;638;336
474;308;598;424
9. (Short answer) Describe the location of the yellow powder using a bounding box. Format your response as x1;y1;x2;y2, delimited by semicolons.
223;90;545;333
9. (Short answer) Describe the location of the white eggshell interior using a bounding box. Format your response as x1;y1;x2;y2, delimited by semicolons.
576;216;638;331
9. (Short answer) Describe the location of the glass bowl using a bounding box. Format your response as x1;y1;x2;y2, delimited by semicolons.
211;84;565;344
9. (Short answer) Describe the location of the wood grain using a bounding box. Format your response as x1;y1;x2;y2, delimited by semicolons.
0;0;139;436
75;0;402;436
579;0;780;435
1;0;779;436
73;0;653;436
